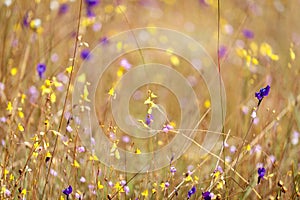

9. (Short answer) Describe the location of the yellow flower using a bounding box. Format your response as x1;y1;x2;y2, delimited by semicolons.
170;55;180;66
66;65;73;74
21;189;27;196
290;48;296;60
108;87;115;96
141;189;148;197
89;155;99;161
135;148;141;154
98;181;104;189
18;123;24;132
10;68;17;76
204;99;211;108
114;182;124;192
6;101;13;112
73;160;80;168
50;93;56;103
185;175;193;182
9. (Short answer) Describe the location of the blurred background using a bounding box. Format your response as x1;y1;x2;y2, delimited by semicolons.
0;0;300;199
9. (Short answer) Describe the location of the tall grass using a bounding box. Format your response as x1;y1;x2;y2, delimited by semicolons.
0;0;300;199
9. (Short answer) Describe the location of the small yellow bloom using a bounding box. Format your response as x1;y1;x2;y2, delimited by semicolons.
270;54;279;61
18;123;24;132
98;181;104;189
204;99;211;108
290;48;296;60
50;93;56;103
21;189;27;195
135;148;141;154
6;101;13;112
46;152;52;158
159;183;166;191
89;155;99;161
4;169;9;175
66;65;73;74
73;160;80;168
116;41;123;51
10;174;14;181
114;182;124;192
252;57;259;65
117;67;125;77
246;144;251;151
10;68;17;76
108;87;115;96
141;189;148;197
170;55;180;66
21;94;26;104
185;175;193;182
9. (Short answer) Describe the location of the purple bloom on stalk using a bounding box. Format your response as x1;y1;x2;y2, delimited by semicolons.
59;3;69;15
257;167;266;184
85;0;100;7
242;29;254;39
170;166;177;174
85;0;100;17
100;36;108;44
86;7;96;17
145;114;153;126
124;185;130;194
218;45;227;58
202;191;213;200
255;85;270;105
63;185;72;196
187;186;196;199
22;12;31;27
81;49;91;60
36;63;46;79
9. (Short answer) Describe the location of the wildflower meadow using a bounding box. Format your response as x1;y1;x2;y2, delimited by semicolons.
0;0;300;199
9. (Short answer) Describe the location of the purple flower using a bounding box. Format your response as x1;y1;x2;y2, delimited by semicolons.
170;166;177;174
242;29;254;39
22;12;31;27
77;146;85;153
85;0;100;7
80;49;91;60
187;186;196;199
145;114;153;126
163;124;174;133
59;3;69;15
86;7;95;17
85;0;100;17
255;85;270;103
218;45;227;58
257;167;266;184
202;191;213;200
36;63;46;79
100;36;108;44
214;165;223;173
165;182;170;187
63;185;72;196
124;185;130;194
